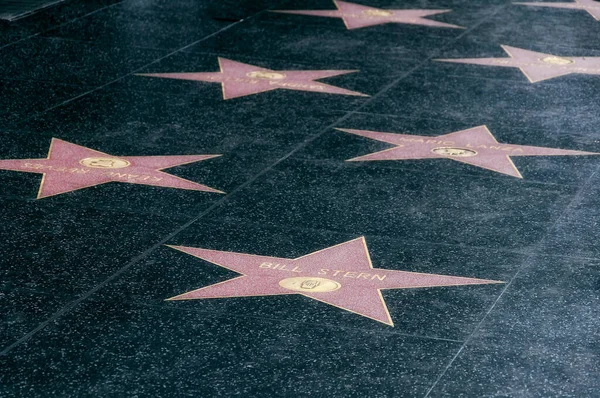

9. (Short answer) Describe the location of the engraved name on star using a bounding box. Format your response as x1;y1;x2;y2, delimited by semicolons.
515;0;600;21
436;45;600;83
0;138;223;199
338;125;598;178
166;237;501;326
137;57;368;100
272;0;463;30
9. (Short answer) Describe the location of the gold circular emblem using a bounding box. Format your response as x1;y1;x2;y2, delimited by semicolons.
279;277;341;293
246;71;286;80
541;56;573;65
363;9;393;17
79;157;131;169
432;147;477;157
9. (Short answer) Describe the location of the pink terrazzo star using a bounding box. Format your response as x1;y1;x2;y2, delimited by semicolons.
166;237;501;326
137;57;368;99
0;138;223;199
515;0;600;21
339;125;598;178
272;0;463;30
436;45;600;83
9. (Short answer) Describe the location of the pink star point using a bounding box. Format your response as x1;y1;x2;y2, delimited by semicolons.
272;0;463;30
339;125;599;178
436;45;600;83
165;237;502;326
0;138;223;198
137;58;367;99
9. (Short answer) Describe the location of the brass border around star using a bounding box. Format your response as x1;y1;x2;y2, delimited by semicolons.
435;45;600;83
338;125;599;178
136;57;368;100
515;0;600;21
271;0;463;30
0;138;224;199
165;237;502;326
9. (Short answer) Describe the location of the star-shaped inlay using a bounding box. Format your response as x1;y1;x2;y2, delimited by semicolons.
0;138;223;199
272;0;463;30
436;45;600;83
167;237;501;326
137;57;368;99
515;0;600;21
339;125;598;178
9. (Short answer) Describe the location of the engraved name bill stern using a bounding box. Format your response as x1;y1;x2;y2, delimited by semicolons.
166;237;502;326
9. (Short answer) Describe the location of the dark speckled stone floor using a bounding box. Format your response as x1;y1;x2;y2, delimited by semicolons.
1;0;599;396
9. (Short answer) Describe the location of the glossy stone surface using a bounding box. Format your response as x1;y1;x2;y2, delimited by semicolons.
1;0;599;396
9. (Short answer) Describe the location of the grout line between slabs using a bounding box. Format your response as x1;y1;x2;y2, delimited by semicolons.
4;0;303;129
5;18;253;130
0;0;125;51
422;168;599;397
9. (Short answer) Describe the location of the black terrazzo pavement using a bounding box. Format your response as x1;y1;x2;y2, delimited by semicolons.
1;0;599;396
